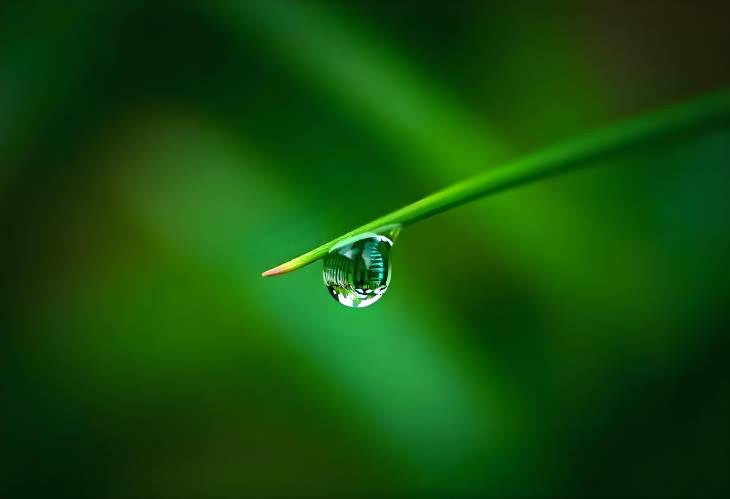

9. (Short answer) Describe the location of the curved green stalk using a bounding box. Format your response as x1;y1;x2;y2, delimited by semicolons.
263;89;730;277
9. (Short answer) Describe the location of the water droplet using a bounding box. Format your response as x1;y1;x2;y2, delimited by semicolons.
322;231;395;308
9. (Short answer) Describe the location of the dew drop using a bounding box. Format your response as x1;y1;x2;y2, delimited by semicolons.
322;231;396;308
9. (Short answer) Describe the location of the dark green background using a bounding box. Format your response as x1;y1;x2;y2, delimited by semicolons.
2;1;729;497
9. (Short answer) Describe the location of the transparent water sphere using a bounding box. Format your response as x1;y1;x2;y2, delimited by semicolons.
322;232;394;308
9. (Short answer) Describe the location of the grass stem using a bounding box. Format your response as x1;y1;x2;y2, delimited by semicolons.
263;89;730;277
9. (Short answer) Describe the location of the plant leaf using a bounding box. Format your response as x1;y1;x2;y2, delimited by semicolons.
263;88;730;277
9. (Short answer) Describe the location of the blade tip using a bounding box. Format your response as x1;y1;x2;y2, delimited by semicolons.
261;264;291;277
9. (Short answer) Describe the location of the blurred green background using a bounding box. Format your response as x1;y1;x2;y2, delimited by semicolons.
2;1;730;497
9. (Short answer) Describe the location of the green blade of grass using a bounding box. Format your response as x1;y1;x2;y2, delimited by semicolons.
263;89;730;277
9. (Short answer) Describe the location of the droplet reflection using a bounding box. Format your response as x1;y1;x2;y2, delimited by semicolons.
322;232;393;308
